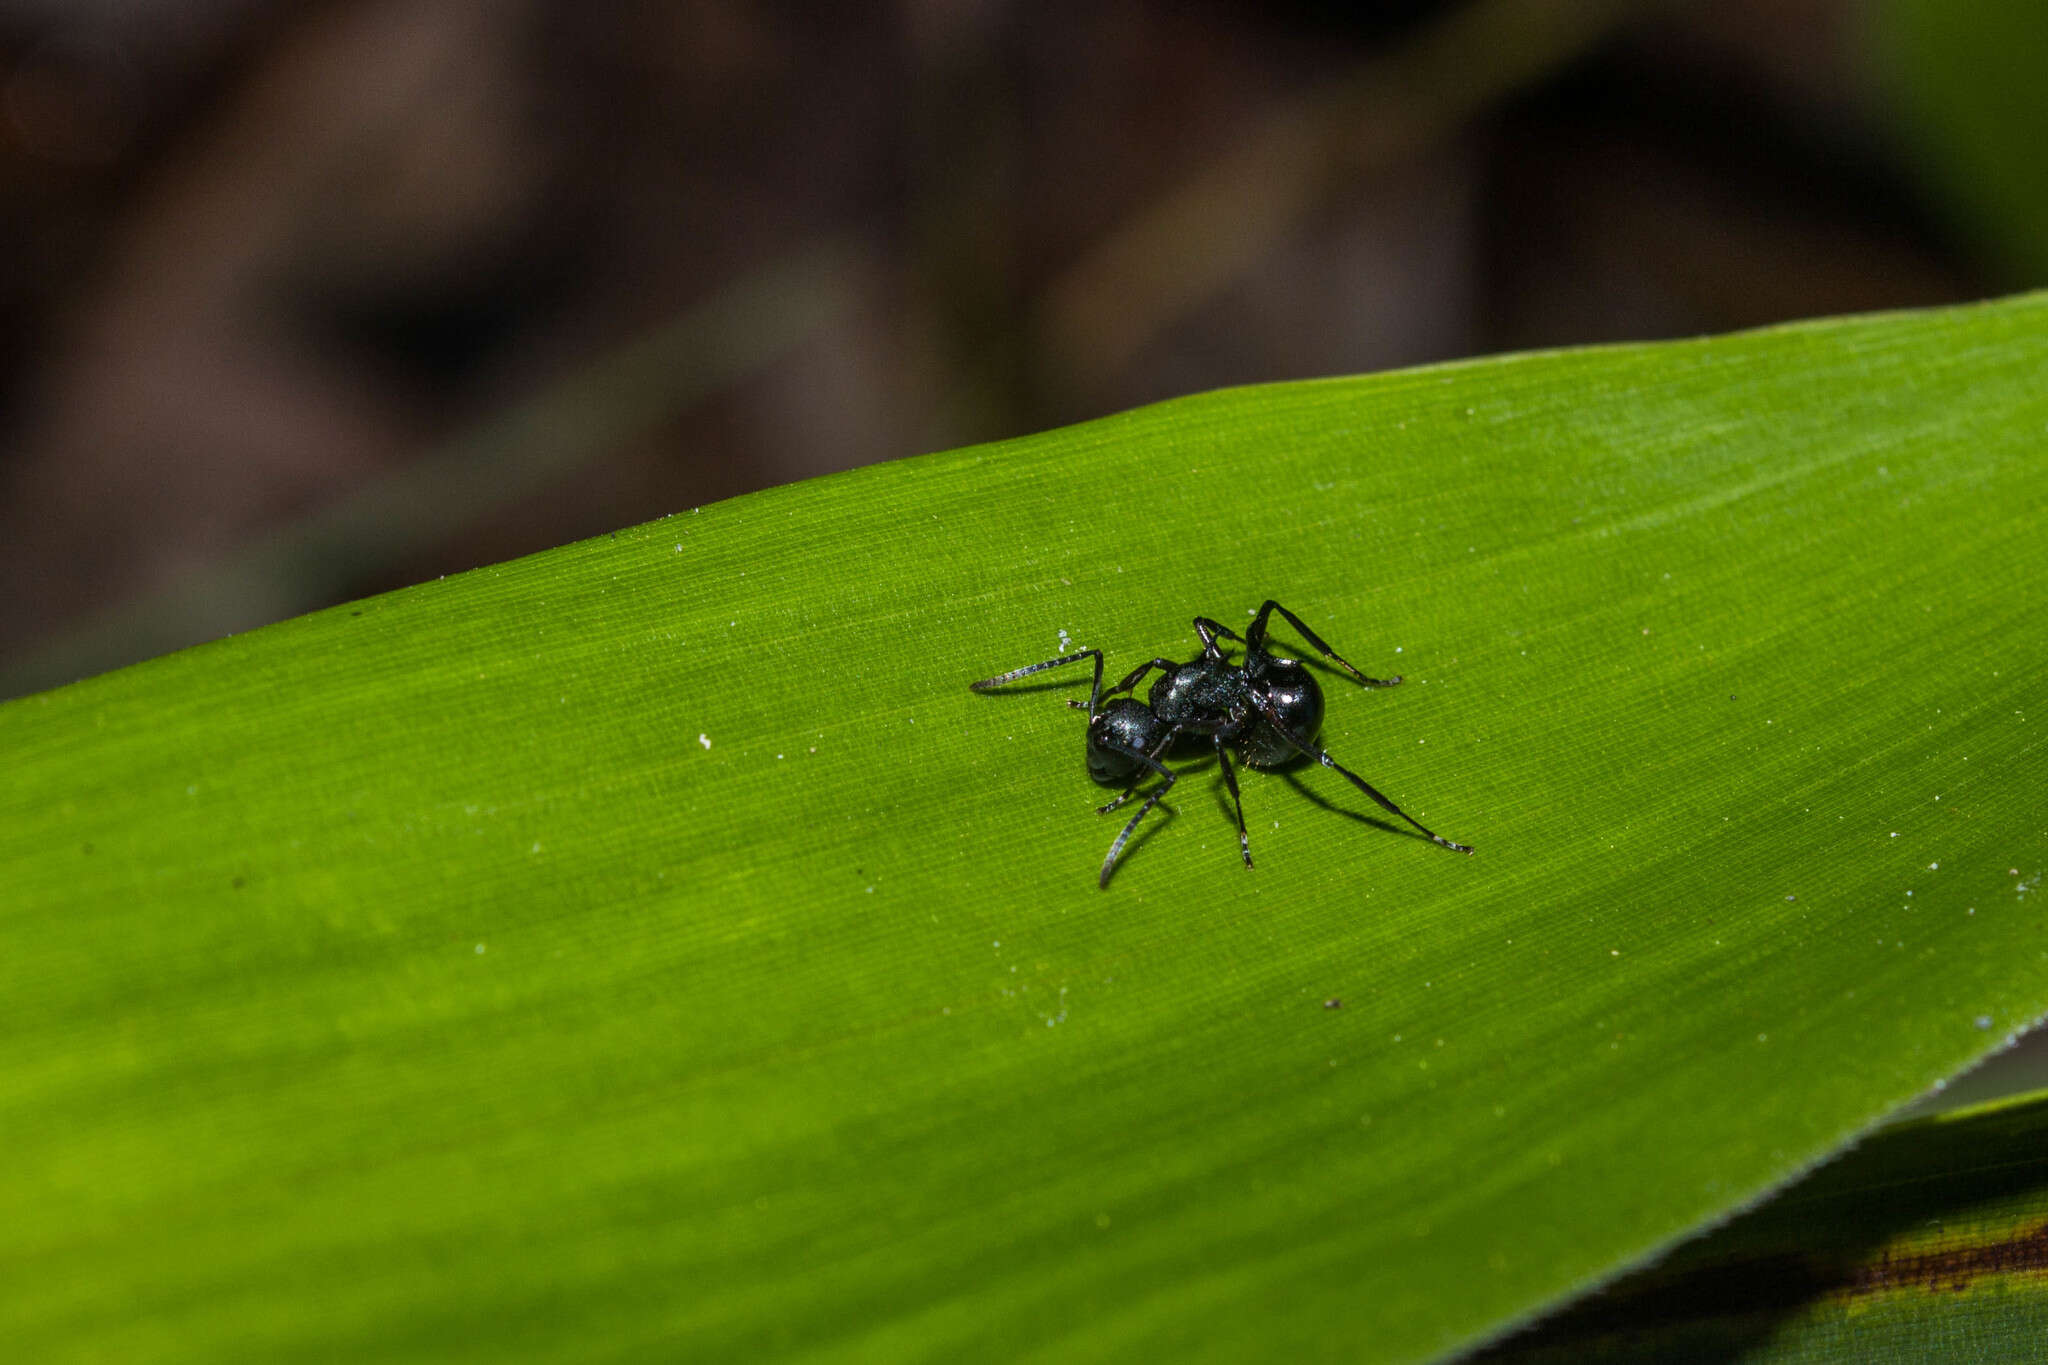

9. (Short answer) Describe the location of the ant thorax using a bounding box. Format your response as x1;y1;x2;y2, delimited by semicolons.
1146;656;1245;730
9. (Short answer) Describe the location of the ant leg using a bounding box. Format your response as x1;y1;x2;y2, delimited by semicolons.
1193;617;1244;657
1099;753;1181;889
1103;658;1178;699
1247;601;1401;687
1250;694;1472;854
971;650;1105;715
1216;736;1252;869
1074;657;1178;720
1096;725;1181;815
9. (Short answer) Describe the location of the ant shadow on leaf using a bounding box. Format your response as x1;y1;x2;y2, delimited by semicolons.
1274;767;1428;846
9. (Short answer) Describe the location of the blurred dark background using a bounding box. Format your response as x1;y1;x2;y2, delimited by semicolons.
0;0;2042;698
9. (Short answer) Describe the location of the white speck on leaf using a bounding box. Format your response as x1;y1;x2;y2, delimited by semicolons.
698;734;711;749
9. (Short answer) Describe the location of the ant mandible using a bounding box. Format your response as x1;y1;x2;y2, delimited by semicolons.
970;600;1473;888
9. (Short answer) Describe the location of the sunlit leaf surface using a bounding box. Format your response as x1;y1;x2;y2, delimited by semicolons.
4;294;2046;1361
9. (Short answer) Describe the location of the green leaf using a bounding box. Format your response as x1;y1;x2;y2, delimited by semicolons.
1477;1090;2048;1362
4;293;2046;1362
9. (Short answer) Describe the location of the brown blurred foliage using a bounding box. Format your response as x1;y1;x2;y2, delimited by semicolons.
0;0;1987;689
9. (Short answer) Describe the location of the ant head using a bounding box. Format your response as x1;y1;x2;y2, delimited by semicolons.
1086;697;1165;785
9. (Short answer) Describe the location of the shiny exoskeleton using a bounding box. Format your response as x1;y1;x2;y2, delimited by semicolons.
970;600;1473;887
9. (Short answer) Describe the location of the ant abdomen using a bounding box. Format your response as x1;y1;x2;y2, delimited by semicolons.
1238;659;1323;768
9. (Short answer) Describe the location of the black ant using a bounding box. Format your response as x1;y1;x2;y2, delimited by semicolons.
971;600;1473;887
